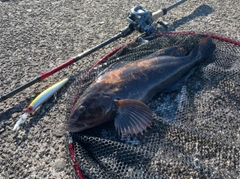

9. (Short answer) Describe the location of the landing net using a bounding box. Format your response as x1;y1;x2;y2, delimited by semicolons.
67;32;240;179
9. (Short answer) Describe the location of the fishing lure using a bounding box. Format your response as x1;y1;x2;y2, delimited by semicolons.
13;78;69;131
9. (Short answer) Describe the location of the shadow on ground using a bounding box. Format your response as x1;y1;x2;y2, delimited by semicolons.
170;4;215;30
157;4;214;32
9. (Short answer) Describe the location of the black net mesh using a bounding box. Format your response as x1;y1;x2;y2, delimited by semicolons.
67;33;240;179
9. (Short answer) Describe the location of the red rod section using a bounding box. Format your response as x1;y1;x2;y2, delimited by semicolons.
40;58;75;79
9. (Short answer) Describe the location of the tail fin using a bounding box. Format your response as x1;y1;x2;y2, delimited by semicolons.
189;37;216;61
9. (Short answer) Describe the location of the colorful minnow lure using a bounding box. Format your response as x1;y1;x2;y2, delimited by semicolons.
13;78;69;131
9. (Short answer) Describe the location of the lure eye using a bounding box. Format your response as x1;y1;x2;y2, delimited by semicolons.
78;105;86;113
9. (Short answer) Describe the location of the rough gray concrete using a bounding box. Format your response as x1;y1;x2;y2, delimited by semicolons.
0;0;239;178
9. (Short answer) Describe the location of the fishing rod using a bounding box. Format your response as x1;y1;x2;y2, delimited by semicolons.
0;0;186;102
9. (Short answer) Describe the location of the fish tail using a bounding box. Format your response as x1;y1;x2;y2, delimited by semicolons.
189;37;216;62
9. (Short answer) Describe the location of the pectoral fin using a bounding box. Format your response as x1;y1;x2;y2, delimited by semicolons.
114;99;153;137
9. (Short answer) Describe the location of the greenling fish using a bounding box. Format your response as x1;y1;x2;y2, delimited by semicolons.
69;37;216;137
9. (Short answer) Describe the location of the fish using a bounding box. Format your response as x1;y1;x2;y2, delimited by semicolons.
69;37;216;137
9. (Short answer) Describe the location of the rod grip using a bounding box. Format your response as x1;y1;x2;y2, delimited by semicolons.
152;8;167;21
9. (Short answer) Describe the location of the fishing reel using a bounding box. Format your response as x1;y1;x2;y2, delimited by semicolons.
125;6;169;35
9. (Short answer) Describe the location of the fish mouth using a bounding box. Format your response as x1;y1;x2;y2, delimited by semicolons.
68;123;88;133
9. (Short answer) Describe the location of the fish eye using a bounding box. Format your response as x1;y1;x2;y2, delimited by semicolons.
78;105;86;113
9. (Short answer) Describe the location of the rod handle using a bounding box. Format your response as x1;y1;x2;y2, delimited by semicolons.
152;8;167;21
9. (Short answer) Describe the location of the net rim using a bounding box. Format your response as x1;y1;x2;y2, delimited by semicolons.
154;31;240;47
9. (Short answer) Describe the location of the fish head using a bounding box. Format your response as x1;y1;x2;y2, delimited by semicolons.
68;93;114;133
